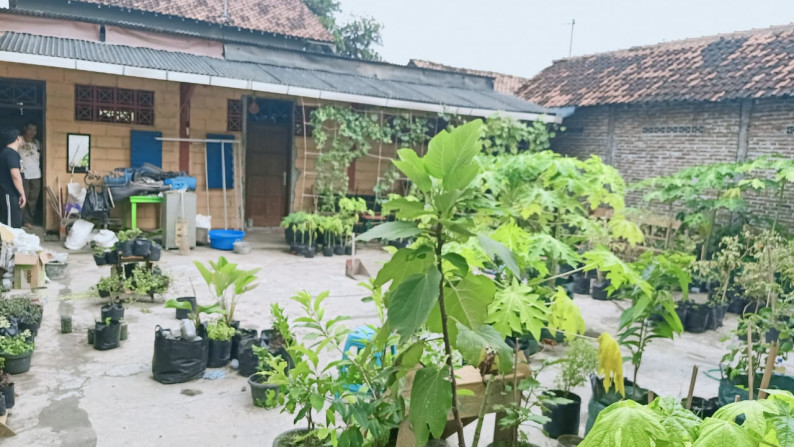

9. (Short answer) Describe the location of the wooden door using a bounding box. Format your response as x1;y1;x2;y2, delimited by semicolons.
245;124;290;226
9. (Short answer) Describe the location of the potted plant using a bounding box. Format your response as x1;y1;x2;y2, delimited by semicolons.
93;317;121;351
338;196;370;254
206;318;235;367
0;319;34;374
97;274;125;320
174;297;197;320
194;256;260;326
116;228;142;257
132;236;152;257
1;298;44;338
0;358;14;409
542;338;598;439
248;345;284;408
126;265;170;297
303;214;318;258
93;246;108;266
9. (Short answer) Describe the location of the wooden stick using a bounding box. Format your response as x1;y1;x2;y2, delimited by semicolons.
758;342;779;400
747;322;755;400
735;395;741;402
647;390;655;404
685;365;699;410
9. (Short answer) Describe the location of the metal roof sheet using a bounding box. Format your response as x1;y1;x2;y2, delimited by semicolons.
0;32;553;116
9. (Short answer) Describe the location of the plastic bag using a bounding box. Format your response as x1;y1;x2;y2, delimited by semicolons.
92;230;118;248
152;325;207;384
81;186;111;220
93;321;121;351
64;219;94;250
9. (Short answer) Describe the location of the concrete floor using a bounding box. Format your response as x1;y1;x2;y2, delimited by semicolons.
2;230;786;446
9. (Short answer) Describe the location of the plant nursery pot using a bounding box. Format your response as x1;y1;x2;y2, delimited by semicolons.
93;321;121;351
207;339;232;367
120;323;128;341
237;337;264;377
60;316;72;334
98;289;110;298
572;276;590;295
132;238;151;257
231;328;258;362
684;305;710;334
175;297;197;320
543;390;582;439
87;328;95;345
93;253;108;266
0;394;5;417
557;435;583;447
1;351;32;374
344;246;353;256
101;303;125;322
149;244;162;261
323;246;334;257
248;373;280;408
18;319;39;338
105;250;119;265
705;305;719;331
117;240;133;257
294;244;307;256
675;302;688;324
304;247;316;258
718;374;794;406
0;383;15;409
591;280;611;300
727;296;748;314
586;375;650;434
333;245;345;255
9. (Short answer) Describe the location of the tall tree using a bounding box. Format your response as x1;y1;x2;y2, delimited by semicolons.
303;0;383;61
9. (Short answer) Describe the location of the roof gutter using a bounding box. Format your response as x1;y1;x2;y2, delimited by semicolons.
0;50;561;123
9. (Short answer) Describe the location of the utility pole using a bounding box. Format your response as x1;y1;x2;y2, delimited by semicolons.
568;19;576;57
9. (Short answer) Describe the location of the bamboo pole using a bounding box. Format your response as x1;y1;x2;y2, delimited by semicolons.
685;365;699;409
758;343;779;400
747;322;755;400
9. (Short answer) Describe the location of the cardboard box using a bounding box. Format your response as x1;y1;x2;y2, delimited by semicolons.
14;252;48;289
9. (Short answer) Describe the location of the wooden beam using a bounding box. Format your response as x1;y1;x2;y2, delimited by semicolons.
179;83;197;172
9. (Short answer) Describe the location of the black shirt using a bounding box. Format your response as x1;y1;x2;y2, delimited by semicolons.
0;146;21;197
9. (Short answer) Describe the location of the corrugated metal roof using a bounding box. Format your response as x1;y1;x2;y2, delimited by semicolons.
0;32;553;116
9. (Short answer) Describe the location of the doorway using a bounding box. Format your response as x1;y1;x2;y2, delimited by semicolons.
0;78;45;227
244;98;293;227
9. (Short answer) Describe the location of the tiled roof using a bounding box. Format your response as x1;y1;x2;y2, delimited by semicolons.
0;32;554;117
408;59;529;96
518;24;794;107
73;0;333;42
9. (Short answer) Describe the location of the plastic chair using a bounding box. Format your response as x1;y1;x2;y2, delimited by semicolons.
341;326;395;392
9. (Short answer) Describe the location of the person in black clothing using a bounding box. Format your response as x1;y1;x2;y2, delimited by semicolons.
0;128;26;228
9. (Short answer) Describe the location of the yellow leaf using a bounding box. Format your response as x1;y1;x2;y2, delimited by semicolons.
597;332;625;397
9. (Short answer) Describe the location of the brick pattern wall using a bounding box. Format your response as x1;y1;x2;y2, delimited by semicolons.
551;98;794;225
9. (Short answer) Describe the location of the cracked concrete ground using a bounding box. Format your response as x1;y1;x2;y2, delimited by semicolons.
3;229;791;446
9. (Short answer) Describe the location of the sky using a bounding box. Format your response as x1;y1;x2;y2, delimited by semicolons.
338;0;794;78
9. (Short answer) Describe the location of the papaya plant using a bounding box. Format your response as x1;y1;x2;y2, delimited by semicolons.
193;257;260;325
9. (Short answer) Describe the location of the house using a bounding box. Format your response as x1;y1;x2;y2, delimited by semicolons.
408;59;529;96
0;0;557;231
519;24;794;209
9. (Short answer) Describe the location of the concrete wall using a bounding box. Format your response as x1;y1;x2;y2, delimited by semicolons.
1;62;416;230
551;98;794;218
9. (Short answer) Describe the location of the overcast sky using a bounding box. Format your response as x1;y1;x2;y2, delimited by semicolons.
339;0;794;78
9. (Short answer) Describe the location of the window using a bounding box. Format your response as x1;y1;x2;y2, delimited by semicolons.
75;85;154;125
294;105;317;136
227;99;242;132
642;125;704;135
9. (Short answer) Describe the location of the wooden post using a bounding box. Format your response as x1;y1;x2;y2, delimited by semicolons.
685;365;699;410
179;83;196;173
647;390;655;404
758;343;779;400
747;323;755;400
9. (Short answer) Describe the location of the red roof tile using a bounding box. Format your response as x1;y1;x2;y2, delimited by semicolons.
75;0;333;41
408;59;528;95
518;24;794;107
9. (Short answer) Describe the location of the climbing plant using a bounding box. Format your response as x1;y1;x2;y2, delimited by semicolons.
480;114;559;155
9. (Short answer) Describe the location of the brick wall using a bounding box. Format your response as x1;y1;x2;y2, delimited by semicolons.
551;98;794;223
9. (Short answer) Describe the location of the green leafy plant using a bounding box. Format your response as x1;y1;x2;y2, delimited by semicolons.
206;318;236;341
582;392;794;447
0;297;43;326
556;338;598;394
0;319;33;355
117;228;142;243
164;299;225;329
125;266;170;296
194;257;260;325
479;113;558;155
96;273;125;304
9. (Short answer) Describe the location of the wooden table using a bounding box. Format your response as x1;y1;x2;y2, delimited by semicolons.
395;362;532;446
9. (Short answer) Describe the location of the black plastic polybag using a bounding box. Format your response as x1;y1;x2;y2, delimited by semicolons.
152;325;207;384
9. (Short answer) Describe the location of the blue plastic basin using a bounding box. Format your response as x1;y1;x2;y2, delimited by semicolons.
209;230;245;251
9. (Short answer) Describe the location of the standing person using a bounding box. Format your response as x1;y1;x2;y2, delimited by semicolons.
19;122;41;229
0;128;26;228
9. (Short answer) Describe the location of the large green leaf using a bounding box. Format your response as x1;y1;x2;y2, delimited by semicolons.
381;196;432;220
426;273;495;341
767;400;794;447
649;397;701;447
357;221;423;242
423;119;483;190
547;287;586;341
373;246;435;288
393;149;432;192
478;233;522;279
713;399;777;440
409;367;452;445
693;418;755;447
455;323;514;373
580;400;669;447
386;265;441;340
486;280;548;340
